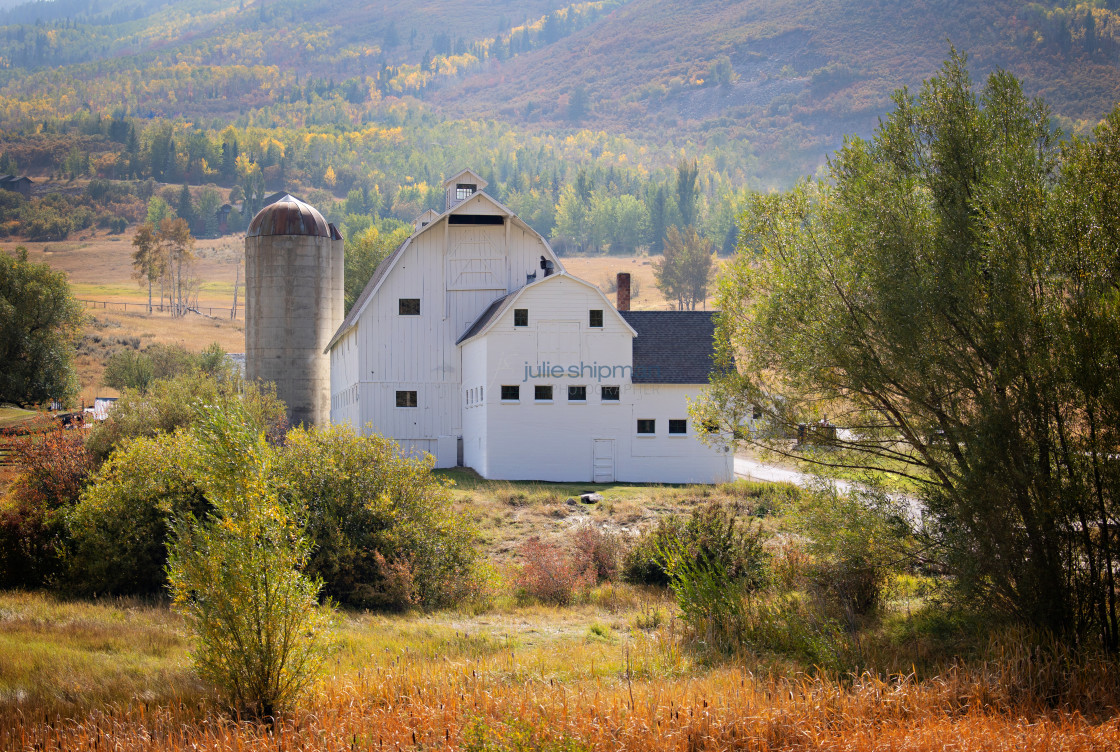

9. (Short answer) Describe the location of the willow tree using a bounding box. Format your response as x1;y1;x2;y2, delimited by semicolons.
699;52;1120;650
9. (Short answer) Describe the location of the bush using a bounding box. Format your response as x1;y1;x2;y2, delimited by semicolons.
793;487;912;626
167;403;329;718
623;502;770;590
659;510;770;655
86;371;286;462
572;525;624;584
514;537;594;606
0;420;94;588
276;424;480;610
65;432;207;595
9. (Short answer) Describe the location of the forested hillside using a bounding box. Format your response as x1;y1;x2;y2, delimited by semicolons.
0;0;1118;250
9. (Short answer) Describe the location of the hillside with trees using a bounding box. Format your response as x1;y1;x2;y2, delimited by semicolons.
0;0;1118;191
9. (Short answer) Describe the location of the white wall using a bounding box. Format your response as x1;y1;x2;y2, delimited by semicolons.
332;195;562;467
464;275;732;484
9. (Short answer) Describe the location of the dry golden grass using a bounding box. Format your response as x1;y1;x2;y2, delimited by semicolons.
561;255;725;311
3;589;1117;751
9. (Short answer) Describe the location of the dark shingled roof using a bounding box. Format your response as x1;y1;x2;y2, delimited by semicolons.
620;311;718;384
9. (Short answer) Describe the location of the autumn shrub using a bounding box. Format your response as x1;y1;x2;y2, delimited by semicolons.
623;502;770;590
659;510;771;656
514;537;594;606
276;424;480;611
167;402;329;718
572;525;624;583
64;432;208;595
0;420;94;588
86;371;286;462
792;487;912;626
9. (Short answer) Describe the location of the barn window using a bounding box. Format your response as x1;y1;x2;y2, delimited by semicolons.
601;385;620;402
535;385;553;402
455;183;476;200
568;385;587;402
514;308;528;327
589;309;603;328
396;390;417;408
637;419;656;434
399;298;420;315
669;419;687;435
501;385;519;401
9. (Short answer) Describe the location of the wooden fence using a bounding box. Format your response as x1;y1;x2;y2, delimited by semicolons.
78;299;243;319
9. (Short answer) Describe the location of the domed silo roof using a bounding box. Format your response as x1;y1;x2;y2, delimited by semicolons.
247;195;331;238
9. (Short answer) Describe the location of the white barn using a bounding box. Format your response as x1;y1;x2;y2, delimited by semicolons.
326;169;733;484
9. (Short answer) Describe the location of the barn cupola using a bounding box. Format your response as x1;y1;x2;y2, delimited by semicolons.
444;168;488;211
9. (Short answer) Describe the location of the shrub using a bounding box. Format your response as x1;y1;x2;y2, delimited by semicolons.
793;487;912;626
624;502;769;590
277;424;480;610
514;537;594;606
0;420;94;588
572;525;624;583
86;371;286;462
64;432;207;595
167;402;329;718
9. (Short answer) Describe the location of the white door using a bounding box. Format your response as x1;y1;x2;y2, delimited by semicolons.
593;439;615;483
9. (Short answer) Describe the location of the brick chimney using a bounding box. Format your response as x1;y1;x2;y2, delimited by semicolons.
616;272;631;311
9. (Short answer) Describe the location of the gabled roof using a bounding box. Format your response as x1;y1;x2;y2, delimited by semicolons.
444;168;488;190
325;184;564;353
456;272;637;346
619;311;719;384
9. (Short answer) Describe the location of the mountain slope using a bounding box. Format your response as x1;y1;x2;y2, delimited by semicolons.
0;0;1117;185
430;0;1120;174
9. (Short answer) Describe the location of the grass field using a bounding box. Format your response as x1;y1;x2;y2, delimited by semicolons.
1;474;1118;750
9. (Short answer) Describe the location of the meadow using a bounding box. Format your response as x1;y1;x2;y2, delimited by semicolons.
2;474;1119;751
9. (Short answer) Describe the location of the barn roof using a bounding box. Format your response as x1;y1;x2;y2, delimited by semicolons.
325;185;564;353
619;311;720;384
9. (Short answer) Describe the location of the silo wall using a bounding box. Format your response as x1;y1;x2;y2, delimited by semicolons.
245;233;340;427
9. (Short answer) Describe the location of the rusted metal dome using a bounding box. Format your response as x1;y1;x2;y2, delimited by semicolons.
247;195;330;238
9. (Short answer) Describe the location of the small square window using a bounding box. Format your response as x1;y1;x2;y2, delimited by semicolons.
669;419;687;435
514;308;528;327
589;309;603;328
399;298;420;315
637;419;656;434
396;390;417;408
455;183;475;200
568;385;587;401
501;385;519;401
535;385;553;401
602;385;620;401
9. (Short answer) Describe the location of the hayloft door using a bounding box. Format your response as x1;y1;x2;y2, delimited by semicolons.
592;439;615;483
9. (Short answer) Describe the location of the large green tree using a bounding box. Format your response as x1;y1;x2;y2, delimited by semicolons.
701;52;1120;649
0;248;83;406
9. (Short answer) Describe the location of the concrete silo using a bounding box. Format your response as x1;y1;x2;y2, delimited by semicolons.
245;196;343;427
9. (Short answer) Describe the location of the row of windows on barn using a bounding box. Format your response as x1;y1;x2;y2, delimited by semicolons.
393;387;689;435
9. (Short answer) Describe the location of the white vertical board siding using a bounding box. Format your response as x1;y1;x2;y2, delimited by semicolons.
329;327;361;428
461;338;489;476
619;385;734;484
461;275;732;484
474;275;633;482
340;207;561;466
